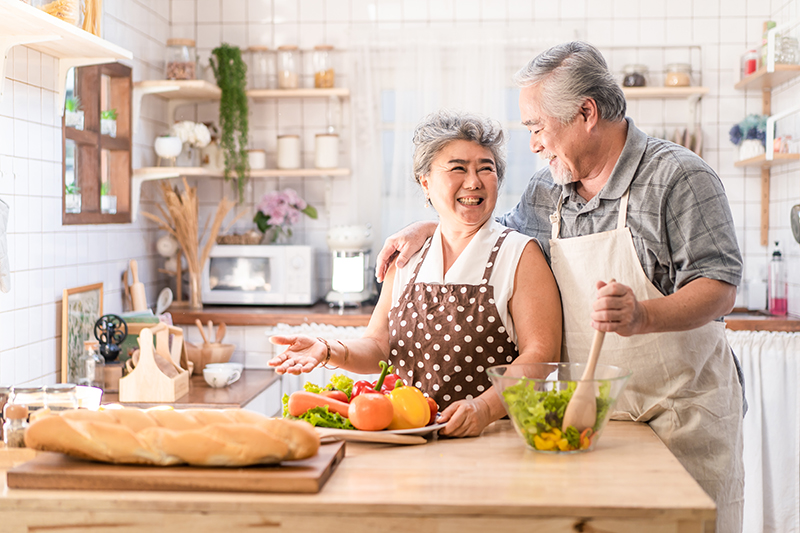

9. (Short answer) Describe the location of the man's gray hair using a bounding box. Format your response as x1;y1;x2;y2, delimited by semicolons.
412;110;506;185
513;41;626;124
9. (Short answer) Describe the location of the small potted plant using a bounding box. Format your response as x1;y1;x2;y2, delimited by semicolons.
254;188;318;244
101;108;118;138
100;182;117;215
65;182;81;214
64;96;84;130
729;114;769;161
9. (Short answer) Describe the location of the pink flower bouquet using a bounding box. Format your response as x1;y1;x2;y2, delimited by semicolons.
253;188;318;241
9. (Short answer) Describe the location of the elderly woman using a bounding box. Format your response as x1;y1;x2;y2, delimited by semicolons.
269;110;561;437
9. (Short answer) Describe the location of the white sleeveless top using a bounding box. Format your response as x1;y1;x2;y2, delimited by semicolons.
391;220;533;344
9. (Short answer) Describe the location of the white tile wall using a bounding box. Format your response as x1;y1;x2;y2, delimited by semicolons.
1;0;799;387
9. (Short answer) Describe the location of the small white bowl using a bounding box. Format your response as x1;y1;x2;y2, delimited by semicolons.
203;367;242;388
75;386;103;410
204;362;243;373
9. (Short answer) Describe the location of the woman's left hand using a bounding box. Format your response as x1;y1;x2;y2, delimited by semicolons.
267;334;326;374
437;397;492;437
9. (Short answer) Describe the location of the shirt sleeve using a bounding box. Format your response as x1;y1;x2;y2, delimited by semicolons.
663;166;743;290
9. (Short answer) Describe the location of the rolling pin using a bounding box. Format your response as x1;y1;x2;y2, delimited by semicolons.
130;259;147;312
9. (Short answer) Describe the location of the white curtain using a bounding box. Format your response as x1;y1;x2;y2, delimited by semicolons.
726;330;800;533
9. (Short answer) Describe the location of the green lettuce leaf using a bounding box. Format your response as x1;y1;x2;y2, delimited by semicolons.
327;373;354;399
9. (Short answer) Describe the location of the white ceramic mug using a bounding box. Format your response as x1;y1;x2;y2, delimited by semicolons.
203;367;242;388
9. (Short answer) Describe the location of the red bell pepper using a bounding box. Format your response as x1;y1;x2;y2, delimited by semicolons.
351;361;402;398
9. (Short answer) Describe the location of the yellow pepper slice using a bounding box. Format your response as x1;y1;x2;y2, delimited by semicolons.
534;435;556;450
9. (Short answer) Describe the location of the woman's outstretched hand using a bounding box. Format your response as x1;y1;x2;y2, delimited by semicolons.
437;396;492;438
267;334;326;374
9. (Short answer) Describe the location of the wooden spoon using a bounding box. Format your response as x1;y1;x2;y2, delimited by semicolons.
215;322;227;344
195;318;210;345
207;320;214;346
562;279;615;433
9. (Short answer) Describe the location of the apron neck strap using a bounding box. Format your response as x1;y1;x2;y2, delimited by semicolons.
407;237;433;286
617;188;630;230
480;228;512;283
550;195;565;240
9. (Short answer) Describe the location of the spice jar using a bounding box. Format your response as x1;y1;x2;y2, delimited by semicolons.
277;45;300;89
32;0;81;26
277;135;301;169
3;404;28;448
78;340;105;390
622;64;648;87
742;49;759;78
664;63;692;87
165;38;197;80
44;384;79;412
248;46;273;90
313;45;335;88
778;37;800;65
315;133;339;168
247;149;267;170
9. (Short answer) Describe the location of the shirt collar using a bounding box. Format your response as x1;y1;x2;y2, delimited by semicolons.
559;117;647;203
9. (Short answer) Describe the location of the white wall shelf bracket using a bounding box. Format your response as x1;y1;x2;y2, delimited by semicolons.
0;35;60;100
131;169;182;222
132;85;180;135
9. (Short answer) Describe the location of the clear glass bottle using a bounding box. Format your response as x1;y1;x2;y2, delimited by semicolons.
664;63;692;87
277;45;300;89
3;404;29;448
312;45;335;88
11;386;46;417
768;241;788;316
44;384;79;412
248;46;273;90
778;36;800;65
622;64;648;87
78;340;105;390
165;38;197;80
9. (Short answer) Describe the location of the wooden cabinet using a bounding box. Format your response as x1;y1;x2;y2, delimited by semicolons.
63;63;133;224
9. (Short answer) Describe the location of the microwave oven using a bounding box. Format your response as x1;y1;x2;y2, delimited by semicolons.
201;245;317;305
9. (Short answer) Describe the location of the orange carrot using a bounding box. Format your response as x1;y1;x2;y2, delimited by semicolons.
288;391;351;418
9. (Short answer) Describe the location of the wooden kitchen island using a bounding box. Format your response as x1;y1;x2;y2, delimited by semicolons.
0;420;714;532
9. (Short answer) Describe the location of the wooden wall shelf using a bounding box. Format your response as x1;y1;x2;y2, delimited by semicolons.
622;87;709;99
734;64;800;91
734;153;800;169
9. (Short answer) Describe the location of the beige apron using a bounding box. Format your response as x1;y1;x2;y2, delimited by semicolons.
549;189;744;532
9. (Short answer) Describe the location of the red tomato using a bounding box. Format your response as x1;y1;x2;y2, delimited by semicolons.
320;390;349;403
426;397;438;426
348;393;394;431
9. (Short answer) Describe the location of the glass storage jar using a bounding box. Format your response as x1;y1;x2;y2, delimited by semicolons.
664;63;692;87
44;384;79;412
622;64;648;87
3;404;28;448
10;386;46;417
165;38;197;80
277;45;300;89
277;134;301;169
312;45;335;88
778;36;800;65
32;0;81;26
248;46;273;89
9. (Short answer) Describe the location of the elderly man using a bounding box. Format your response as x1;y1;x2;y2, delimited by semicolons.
376;41;744;532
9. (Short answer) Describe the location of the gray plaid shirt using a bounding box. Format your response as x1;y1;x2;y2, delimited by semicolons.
499;118;743;298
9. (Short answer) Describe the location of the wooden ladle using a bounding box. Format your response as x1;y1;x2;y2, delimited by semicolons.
195;318;210;345
562;279;614;433
215;322;227;344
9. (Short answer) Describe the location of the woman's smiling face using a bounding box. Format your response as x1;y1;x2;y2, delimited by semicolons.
420;139;498;230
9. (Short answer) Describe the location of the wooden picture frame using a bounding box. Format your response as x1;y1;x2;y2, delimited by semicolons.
61;283;104;383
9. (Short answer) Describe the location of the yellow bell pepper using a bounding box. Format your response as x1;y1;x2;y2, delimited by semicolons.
386;383;431;430
533;434;556;450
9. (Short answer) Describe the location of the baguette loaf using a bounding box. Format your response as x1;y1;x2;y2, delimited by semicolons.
24;408;319;466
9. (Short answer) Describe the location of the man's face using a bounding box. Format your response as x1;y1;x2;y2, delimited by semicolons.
519;85;586;186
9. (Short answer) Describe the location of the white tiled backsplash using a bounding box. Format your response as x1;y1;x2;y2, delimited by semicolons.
1;0;799;387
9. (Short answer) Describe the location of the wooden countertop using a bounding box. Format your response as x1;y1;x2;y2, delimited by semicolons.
101;369;279;409
168;302;374;327
0;420;715;532
724;308;800;332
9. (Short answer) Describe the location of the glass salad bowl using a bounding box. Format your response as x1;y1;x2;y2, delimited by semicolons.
487;363;631;454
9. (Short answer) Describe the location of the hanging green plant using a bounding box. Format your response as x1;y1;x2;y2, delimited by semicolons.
210;43;249;201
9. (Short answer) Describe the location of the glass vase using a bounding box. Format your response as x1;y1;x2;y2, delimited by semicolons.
188;269;202;310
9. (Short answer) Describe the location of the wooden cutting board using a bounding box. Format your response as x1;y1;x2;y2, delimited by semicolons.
7;441;344;494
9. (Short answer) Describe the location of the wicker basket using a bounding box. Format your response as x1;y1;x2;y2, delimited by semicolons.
216;231;263;245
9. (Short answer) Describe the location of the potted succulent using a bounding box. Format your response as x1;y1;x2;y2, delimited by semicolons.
100;108;117;138
253;188;318;244
64;96;84;130
100;182;117;215
65;182;81;214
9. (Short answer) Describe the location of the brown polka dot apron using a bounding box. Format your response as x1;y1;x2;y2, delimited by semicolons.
387;229;519;410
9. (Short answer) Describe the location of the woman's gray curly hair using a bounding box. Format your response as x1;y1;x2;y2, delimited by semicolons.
412;110;506;185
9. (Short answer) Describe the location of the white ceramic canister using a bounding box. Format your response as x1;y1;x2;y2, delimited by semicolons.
247;149;267;169
277;135;301;169
314;133;339;168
